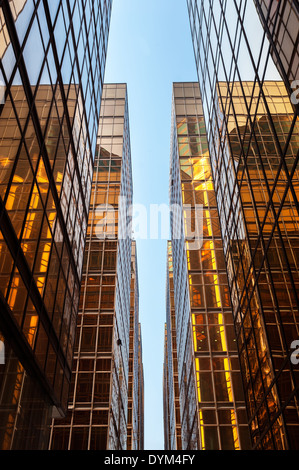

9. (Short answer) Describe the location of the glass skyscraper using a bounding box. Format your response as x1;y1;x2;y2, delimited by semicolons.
165;82;251;450
187;0;299;450
49;83;144;451
0;0;112;449
254;0;298;86
164;241;182;450
127;240;144;450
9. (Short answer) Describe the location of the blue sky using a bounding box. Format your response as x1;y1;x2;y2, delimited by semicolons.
104;0;197;450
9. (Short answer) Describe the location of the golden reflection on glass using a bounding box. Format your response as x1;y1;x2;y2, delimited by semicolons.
2;306;38;450
175;101;243;450
216;81;298;449
50;84;134;450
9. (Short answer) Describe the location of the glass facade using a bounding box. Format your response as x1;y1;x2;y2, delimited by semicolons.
127;240;144;450
214;81;299;450
167;82;251;450
0;0;112;449
137;322;144;450
187;0;299;450
254;0;299;86
163;324;169;447
49;83;143;451
163;241;182;450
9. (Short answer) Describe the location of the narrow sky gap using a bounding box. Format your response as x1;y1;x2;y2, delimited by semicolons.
104;0;197;449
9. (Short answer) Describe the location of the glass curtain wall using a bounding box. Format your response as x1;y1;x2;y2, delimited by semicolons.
49;83;138;451
137;323;144;450
254;0;299;86
187;0;299;450
163;241;182;450
127;240;144;450
168;82;251;450
0;0;112;450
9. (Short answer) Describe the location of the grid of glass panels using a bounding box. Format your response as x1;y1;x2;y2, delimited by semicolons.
164;241;182;450
163;323;171;448
187;0;299;450
214;81;299;450
137;323;144;450
49;84;136;450
127;240;143;450
169;82;251;450
254;0;299;85
0;0;112;449
170;87;199;451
